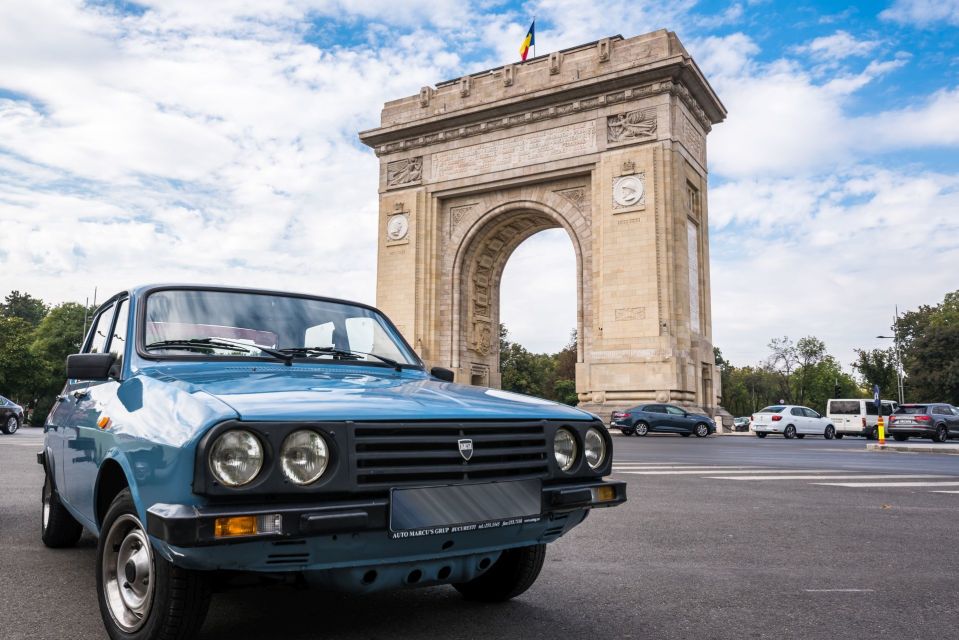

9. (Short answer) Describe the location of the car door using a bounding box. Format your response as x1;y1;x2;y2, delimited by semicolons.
664;405;689;432
803;408;825;434
788;407;807;433
62;300;124;522
643;405;669;431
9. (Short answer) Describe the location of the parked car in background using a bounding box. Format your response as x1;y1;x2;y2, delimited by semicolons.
1;395;24;434
752;405;836;439
610;404;716;437
888;403;959;442
733;417;750;431
39;284;626;640
826;398;898;439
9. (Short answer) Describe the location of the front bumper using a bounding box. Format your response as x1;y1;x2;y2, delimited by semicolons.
147;479;626;548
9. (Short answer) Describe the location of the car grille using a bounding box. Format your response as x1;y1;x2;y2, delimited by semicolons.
352;421;549;488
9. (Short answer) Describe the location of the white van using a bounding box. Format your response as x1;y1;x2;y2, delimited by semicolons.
826;399;899;439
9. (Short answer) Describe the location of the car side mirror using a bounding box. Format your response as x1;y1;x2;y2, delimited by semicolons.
66;353;117;381
430;367;454;383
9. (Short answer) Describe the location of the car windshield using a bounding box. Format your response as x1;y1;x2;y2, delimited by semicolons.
143;289;419;367
896;405;929;414
758;406;785;413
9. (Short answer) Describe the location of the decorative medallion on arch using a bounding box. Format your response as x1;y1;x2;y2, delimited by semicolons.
361;30;727;421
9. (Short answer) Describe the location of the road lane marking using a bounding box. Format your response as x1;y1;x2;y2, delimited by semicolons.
712;474;953;481
811;481;959;488
931;490;959;494
612;466;761;471
803;589;875;593
623;469;835;475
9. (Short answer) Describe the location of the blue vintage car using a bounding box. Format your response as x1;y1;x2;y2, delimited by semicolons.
40;284;625;640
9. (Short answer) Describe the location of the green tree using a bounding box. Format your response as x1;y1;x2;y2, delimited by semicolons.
894;290;959;404
1;290;48;327
852;348;898;399
0;316;44;401
29;302;89;424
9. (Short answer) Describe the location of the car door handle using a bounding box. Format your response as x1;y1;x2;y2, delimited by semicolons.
72;390;90;400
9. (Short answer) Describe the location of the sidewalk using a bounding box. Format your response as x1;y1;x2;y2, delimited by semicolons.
867;441;959;455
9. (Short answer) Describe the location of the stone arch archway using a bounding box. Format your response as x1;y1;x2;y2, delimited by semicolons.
449;196;589;388
360;30;727;419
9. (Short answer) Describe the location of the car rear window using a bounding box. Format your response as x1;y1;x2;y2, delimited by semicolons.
829;400;860;415
896;405;929;414
758;406;785;413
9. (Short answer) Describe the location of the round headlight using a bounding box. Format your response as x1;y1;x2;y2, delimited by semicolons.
210;430;263;487
279;430;329;485
584;427;606;470
553;428;578;472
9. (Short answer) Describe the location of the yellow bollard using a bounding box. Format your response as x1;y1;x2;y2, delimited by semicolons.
877;415;885;446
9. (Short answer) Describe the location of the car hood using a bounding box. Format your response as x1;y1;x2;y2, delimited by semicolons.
140;364;594;422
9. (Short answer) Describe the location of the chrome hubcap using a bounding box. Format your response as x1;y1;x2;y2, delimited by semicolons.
697;425;707;436
7;417;16;432
42;486;50;530
637;425;647;435
103;514;154;632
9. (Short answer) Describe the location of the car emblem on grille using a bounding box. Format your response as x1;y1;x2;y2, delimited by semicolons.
458;438;473;461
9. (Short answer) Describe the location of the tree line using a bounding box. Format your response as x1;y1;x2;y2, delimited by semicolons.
0;291;92;425
719;289;958;416
500;324;578;406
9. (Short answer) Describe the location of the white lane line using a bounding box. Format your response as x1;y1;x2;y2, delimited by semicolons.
803;589;874;593
623;469;834;476
812;481;959;488
931;490;959;494
612;466;761;471
712;474;953;481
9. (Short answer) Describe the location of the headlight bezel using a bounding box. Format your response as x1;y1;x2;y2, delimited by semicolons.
584;427;607;470
194;421;344;497
553;427;579;473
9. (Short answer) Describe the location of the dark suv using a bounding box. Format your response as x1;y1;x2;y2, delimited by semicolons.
888;404;959;442
611;404;716;437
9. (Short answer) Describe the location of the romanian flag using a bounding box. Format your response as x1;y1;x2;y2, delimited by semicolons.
519;20;535;61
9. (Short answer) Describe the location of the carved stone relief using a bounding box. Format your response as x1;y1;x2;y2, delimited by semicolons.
615;307;646;321
612;174;646;209
607;109;657;143
449;203;476;234
386;157;422;187
555;187;587;213
683;115;705;164
386;213;409;242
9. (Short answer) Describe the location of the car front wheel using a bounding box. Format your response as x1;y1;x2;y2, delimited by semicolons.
2;415;19;434
97;489;211;640
824;425;835;440
634;422;650;436
694;423;709;437
453;544;546;602
41;469;83;548
933;426;948;443
784;425;797;439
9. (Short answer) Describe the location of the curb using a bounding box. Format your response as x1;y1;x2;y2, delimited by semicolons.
867;442;959;455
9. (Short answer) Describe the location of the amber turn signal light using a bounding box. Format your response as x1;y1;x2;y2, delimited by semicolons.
214;516;257;538
593;486;616;502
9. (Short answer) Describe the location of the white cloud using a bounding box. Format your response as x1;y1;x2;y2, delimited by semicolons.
880;0;959;27
794;30;881;61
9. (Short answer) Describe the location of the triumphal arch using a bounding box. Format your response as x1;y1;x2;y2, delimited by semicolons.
360;30;726;418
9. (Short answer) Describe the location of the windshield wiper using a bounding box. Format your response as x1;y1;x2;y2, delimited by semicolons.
277;347;402;371
145;338;294;366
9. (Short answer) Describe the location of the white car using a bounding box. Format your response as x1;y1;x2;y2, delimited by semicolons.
752;405;836;439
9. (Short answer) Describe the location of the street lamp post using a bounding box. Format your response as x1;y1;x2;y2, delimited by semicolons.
877;335;904;406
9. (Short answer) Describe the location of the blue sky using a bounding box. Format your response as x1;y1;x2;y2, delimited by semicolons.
1;0;957;371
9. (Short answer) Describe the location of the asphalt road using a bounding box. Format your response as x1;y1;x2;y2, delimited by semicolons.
2;427;958;640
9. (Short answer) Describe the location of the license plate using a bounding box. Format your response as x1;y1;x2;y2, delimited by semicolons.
897;420;915;425
389;479;542;539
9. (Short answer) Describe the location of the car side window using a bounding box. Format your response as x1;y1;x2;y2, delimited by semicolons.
790;408;804;416
86;304;116;354
802;408;818;418
644;405;664;413
665;406;685;415
109;300;129;363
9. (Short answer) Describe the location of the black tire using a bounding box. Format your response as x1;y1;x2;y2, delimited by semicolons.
933;425;948;443
824;425;835;440
835;433;844;440
694;423;709;438
784;425;797;439
892;434;908;442
756;432;767;438
454;544;546;602
2;415;19;434
796;434;806;439
97;489;211;640
865;429;877;441
620;428;635;436
634;422;650;436
41;468;83;548
680;433;691;437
